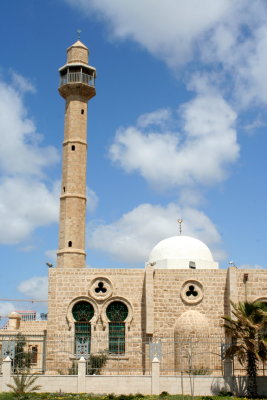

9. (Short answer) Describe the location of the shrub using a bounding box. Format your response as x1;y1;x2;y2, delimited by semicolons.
159;391;169;397
185;366;211;375
87;351;108;375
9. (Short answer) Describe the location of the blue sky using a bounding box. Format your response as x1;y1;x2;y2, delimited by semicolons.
0;0;267;317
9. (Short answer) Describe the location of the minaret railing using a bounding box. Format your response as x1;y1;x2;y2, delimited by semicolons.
60;72;95;87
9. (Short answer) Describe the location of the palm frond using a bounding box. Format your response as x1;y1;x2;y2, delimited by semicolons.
6;371;41;396
222;301;267;398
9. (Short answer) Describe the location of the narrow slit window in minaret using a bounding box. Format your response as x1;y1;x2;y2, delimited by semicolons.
63;186;66;192
81;109;84;114
68;241;72;247
71;145;75;151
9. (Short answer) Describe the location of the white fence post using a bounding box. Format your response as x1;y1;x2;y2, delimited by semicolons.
78;356;86;393
151;356;160;395
2;356;12;392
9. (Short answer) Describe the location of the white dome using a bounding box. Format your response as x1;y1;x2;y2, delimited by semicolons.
148;235;218;270
149;236;213;262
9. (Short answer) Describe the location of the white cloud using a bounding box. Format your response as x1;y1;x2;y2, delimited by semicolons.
45;249;57;262
0;178;59;244
11;71;36;94
87;187;98;213
178;188;204;208
18;276;48;300
0;79;58;177
199;13;267;108
89;202;226;264
109;96;238;190
236;26;267;107
0;74;60;244
137;109;171;129
0;302;15;318
242;118;265;133
65;0;235;67
0;72;98;245
65;0;267;108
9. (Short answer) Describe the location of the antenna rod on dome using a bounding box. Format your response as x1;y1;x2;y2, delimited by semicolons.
177;218;183;235
77;29;82;40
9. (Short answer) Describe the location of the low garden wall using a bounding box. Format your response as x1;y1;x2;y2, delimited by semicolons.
1;356;267;396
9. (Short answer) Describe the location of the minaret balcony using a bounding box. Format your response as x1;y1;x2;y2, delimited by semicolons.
59;71;95;88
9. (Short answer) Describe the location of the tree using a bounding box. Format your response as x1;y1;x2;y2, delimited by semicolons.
7;370;41;400
13;334;32;373
222;301;267;398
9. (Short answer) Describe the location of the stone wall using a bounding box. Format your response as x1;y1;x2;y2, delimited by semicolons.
47;268;146;335
236;269;267;302
46;266;267;374
1;357;267;396
46;268;146;372
153;268;228;337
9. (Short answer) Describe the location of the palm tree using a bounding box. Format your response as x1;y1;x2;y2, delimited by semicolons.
7;370;41;400
222;301;267;398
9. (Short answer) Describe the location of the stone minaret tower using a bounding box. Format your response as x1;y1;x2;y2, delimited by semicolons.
57;40;96;268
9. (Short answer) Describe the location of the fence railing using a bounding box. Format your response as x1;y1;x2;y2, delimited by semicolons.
1;334;266;376
59;72;95;87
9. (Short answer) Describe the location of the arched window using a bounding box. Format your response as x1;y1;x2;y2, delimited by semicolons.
72;301;94;356
106;301;128;354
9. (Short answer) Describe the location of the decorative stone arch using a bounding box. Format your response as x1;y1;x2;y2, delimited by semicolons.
174;310;210;337
252;297;267;304
101;296;133;331
174;310;211;373
66;296;99;331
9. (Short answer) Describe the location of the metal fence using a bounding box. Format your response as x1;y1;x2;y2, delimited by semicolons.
233;358;267;376
1;333;266;376
0;334;45;374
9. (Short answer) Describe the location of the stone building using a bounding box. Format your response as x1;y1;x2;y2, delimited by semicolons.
1;40;267;376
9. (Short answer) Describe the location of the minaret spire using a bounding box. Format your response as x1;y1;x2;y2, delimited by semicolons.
177;218;183;235
57;41;96;268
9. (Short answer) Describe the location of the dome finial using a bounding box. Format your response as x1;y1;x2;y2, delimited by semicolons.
177;218;183;235
77;29;82;41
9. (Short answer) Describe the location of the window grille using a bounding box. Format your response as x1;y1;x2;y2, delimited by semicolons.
72;301;94;322
106;301;128;354
72;301;94;357
109;322;125;354
106;301;128;322
75;322;91;356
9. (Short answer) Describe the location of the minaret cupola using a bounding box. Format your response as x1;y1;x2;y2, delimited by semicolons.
58;40;96;100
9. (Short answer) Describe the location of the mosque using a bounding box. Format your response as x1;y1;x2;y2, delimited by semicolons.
1;40;267;376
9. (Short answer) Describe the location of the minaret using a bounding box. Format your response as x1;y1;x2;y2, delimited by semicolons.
57;40;96;268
